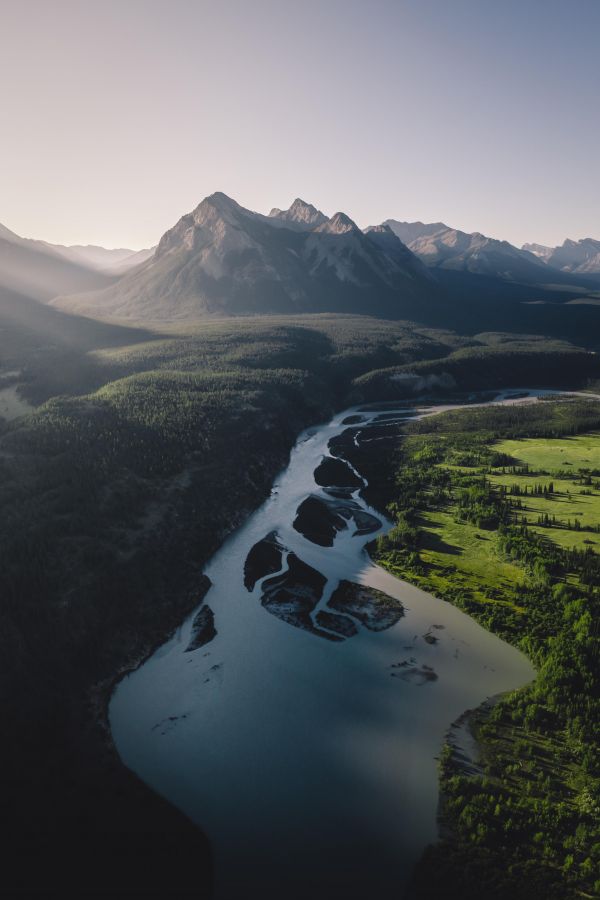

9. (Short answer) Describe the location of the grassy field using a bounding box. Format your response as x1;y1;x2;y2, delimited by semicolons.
494;434;600;471
404;433;600;592
490;434;600;552
407;508;526;607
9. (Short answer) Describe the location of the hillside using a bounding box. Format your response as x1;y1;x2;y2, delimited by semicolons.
0;283;157;403
0;223;114;300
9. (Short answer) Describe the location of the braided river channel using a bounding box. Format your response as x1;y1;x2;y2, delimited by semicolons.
109;393;558;898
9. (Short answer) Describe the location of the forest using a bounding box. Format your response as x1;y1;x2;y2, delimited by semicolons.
1;315;599;896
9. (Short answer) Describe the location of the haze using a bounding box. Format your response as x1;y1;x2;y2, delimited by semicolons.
1;0;598;249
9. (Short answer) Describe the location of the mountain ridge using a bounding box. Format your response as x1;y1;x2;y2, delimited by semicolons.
0;221;154;300
6;195;599;324
269;198;327;230
0;224;114;301
52;193;438;321
381;219;558;283
523;237;600;274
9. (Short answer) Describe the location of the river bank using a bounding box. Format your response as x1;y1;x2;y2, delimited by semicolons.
0;382;34;420
109;394;553;899
1;370;330;898
358;396;600;898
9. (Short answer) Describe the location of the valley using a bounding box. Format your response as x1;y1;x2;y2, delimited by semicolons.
1;198;599;900
4;4;600;898
110;394;537;899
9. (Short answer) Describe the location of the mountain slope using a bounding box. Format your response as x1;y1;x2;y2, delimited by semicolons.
380;219;448;245
521;242;554;262
523;237;600;274
108;246;155;273
0;223;114;300
53;194;438;321
383;219;563;284
0;278;157;401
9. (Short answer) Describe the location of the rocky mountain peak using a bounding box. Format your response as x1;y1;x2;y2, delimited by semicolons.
366;224;393;235
154;192;252;258
522;242;553;260
269;198;327;229
318;212;360;236
193;191;246;224
522;236;600;274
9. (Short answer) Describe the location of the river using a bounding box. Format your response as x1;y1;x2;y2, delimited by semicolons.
110;392;551;898
0;384;34;421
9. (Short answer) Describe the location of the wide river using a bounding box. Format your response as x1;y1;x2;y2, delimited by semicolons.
110;392;550;898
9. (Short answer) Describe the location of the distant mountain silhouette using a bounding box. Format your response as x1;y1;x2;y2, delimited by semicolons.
381;219;560;284
523;237;600;274
0;223;115;301
46;242;154;273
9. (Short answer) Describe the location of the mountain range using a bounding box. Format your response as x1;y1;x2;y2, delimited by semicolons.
2;194;600;325
522;237;600;274
380;219;574;283
51;193;438;320
46;242;154;274
0;222;152;302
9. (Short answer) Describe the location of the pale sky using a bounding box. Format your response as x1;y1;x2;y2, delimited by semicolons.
1;0;598;249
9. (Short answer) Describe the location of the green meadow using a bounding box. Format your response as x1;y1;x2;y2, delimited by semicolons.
490;435;600;550
406;432;600;602
494;434;600;472
408;508;527;607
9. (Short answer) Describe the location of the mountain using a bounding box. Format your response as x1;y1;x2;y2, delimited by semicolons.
521;242;554;262
0;223;114;300
379;220;447;246
0;276;156;406
383;219;558;283
47;243;154;273
269;197;328;230
108;246;155;273
53;193;438;321
523;237;600;274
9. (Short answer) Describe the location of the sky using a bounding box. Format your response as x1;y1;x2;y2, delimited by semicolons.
1;0;599;250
